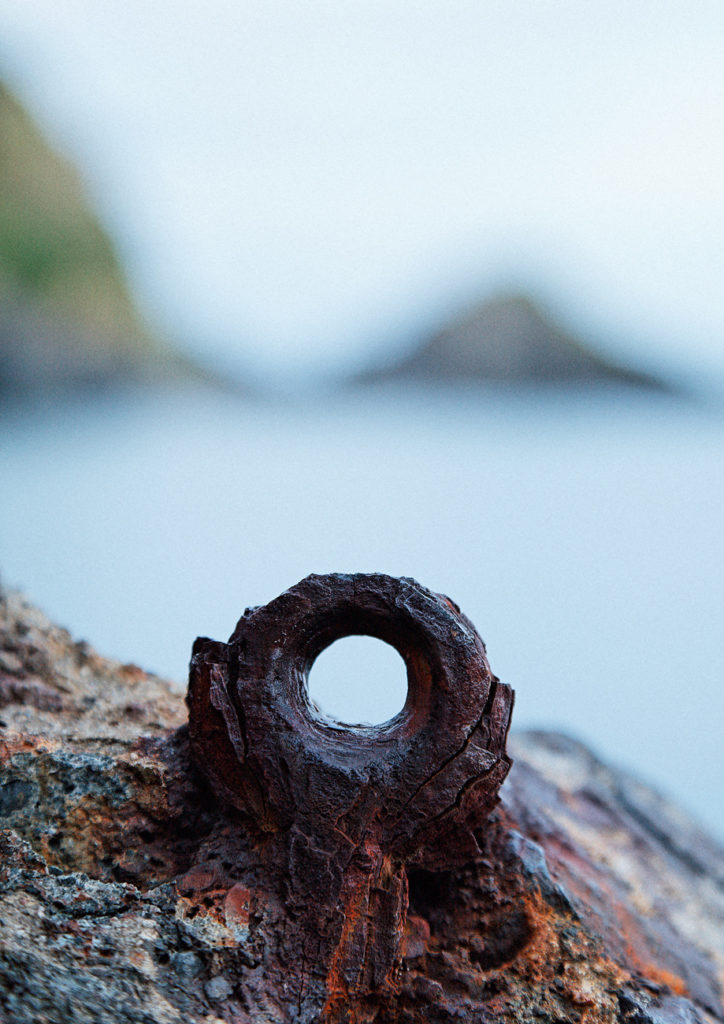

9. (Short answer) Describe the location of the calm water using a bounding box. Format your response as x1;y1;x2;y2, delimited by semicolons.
1;386;722;840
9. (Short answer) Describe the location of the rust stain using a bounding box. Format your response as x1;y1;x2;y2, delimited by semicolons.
186;573;514;1019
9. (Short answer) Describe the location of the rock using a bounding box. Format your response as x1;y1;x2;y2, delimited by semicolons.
205;977;234;1002
0;81;208;398
357;293;668;389
0;583;722;1023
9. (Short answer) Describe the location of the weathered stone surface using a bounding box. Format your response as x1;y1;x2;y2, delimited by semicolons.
1;582;722;1023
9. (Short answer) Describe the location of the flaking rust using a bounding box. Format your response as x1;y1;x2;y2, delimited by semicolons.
187;572;514;1020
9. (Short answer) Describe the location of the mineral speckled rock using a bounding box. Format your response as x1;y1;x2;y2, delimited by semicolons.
0;581;722;1024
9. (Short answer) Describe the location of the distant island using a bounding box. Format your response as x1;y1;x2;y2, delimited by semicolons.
1;78;671;400
355;293;667;390
0;81;205;399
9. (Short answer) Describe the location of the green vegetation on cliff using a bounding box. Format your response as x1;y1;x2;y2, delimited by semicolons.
0;81;198;395
0;81;145;342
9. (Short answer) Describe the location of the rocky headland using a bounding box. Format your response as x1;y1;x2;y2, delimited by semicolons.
356;294;668;390
0;82;207;399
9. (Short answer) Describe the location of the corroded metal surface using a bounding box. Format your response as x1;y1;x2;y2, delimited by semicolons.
0;582;722;1024
187;573;514;1015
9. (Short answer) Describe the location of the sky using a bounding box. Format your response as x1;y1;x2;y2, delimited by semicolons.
1;1;723;383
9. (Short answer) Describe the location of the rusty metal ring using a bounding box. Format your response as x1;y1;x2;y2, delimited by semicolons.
188;573;513;859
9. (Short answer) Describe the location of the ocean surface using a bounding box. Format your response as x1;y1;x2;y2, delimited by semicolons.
1;385;722;841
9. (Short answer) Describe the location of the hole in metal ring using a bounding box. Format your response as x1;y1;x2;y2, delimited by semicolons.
307;635;408;726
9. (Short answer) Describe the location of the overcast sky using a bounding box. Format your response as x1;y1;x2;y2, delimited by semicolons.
1;1;723;382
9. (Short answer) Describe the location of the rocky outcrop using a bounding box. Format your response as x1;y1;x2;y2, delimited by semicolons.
0;82;202;397
357;294;667;389
0;584;722;1023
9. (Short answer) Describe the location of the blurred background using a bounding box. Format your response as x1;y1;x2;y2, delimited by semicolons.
0;2;722;839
